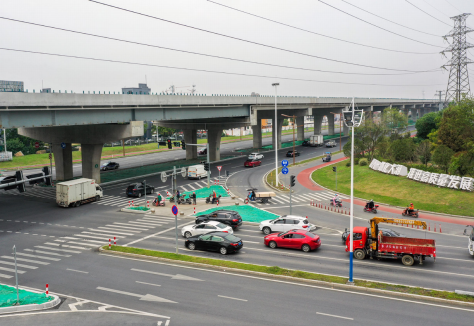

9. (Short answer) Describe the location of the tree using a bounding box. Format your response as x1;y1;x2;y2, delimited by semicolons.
357;119;387;161
432;145;454;173
449;151;474;177
375;136;390;159
415;111;442;139
388;138;417;162
382;107;408;133
282;119;289;126
437;97;474;152
417;140;432;166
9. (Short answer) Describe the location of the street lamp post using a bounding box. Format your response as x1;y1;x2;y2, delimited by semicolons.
342;97;364;284
272;83;279;187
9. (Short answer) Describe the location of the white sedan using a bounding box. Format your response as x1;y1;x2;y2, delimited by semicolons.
248;153;264;160
181;221;233;238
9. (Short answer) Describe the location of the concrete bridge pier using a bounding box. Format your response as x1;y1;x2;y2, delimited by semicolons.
208;127;223;161
271;118;284;149
252;118;262;149
312;114;324;135
296;116;305;141
327;115;335;136
52;143;73;181
81;144;103;183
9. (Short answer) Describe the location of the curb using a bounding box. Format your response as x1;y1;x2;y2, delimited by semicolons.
0;293;60;315
308;159;474;220
99;248;474;309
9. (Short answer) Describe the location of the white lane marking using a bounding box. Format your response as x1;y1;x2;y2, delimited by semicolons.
0;260;38;269
0;256;50;265
316;312;353;320
217;295;248;302
67;268;89;274
135;220;166;226
437;245;467;250
88;228;134;236
34;246;81;254
81;239;108;244
0;273;13;279
127;221;161;227
19;251;62;260
0;266;26;274
67;241;98;247
136;281;161;287
43;242;87;250
81;232;126;239
112;222;154;229
107;224;149;231
96;226;141;234
105;253;474;313
124;221;194;246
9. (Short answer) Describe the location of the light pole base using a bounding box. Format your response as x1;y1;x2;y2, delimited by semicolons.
346;281;355;286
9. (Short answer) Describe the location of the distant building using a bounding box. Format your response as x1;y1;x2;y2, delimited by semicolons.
41;88;51;93
122;83;151;95
0;80;24;92
251;92;260;97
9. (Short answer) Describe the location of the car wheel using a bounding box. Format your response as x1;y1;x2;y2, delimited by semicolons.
269;241;277;249
401;255;415;266
115;166;118;169
354;249;366;260
184;231;192;238
301;244;311;252
188;242;196;250
263;227;271;235
219;247;228;255
138;193;142;198
95;195;100;202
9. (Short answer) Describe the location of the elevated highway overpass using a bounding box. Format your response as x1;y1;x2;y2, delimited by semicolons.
0;92;440;182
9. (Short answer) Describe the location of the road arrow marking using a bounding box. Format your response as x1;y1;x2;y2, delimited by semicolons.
96;286;177;303
131;268;204;281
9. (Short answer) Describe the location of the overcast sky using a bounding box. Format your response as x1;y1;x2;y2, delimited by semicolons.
1;0;473;99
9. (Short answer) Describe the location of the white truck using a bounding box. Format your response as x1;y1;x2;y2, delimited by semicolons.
188;165;208;179
56;178;103;208
309;134;324;147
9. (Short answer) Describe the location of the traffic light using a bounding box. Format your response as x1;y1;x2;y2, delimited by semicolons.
167;139;172;149
42;166;52;186
290;175;296;187
181;140;186;150
16;170;25;193
203;162;210;171
333;166;337;172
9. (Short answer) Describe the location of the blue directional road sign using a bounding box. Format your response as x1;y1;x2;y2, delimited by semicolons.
60;142;66;149
171;205;178;216
282;167;289;175
281;160;289;167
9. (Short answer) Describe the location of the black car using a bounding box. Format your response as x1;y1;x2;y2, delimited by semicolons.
101;161;120;171
195;209;243;229
341;227;405;242
286;150;300;157
126;183;155;197
302;140;310;146
185;231;243;255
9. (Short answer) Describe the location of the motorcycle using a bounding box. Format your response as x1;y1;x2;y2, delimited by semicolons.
205;193;221;204
177;194;192;205
329;199;342;207
363;204;379;214
152;198;165;207
402;207;419;218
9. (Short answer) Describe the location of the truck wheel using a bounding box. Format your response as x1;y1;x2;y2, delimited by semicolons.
354;249;366;260
401;255;415;266
95;195;100;202
75;201;81;207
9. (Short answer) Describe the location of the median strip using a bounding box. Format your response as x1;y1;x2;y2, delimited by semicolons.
101;245;474;306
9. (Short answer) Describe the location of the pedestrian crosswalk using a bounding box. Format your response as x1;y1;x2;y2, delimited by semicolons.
252;191;347;206
1;187;56;200
0;213;174;280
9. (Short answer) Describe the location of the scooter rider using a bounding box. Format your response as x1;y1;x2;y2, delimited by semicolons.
365;199;374;210
407;203;414;214
212;190;217;204
176;189;181;204
332;194;341;206
251;190;256;201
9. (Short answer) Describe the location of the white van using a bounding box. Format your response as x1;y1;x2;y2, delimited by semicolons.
188;165;208;179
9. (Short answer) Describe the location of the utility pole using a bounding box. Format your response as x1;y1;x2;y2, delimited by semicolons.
434;90;446;111
441;13;473;103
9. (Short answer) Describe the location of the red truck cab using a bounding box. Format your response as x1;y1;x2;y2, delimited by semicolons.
345;226;436;266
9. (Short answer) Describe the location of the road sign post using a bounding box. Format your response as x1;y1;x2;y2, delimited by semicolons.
34;142;39;149
281;167;289;175
217;165;222;180
172;205;179;254
60;142;66;149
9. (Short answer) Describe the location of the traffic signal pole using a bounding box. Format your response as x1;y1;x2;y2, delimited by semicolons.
206;143;210;188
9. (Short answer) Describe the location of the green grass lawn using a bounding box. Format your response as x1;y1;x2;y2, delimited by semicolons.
312;161;474;216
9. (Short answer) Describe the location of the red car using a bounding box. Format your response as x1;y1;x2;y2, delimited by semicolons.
264;229;321;252
244;159;261;167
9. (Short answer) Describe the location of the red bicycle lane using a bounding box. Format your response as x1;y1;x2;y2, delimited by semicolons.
297;156;472;226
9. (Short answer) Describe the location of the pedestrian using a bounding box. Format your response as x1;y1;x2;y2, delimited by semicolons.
192;191;196;205
176;189;181;204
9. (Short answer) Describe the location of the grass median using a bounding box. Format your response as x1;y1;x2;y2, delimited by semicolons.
312;160;474;217
103;245;474;304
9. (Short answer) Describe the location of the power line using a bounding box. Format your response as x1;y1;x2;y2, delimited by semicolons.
443;0;462;13
0;17;439;76
420;0;451;19
88;0;440;72
404;0;452;27
0;47;445;87
316;0;443;48
339;0;441;37
206;0;437;54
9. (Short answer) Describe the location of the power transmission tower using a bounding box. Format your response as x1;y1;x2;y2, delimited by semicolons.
441;13;473;103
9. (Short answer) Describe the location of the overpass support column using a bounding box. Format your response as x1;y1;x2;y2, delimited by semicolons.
252;119;262;149
327;115;335;136
410;108;418;122
208;128;223;161
184;129;197;160
272;119;283;149
313;114;324;135
81;144;103;183
52;143;73;181
296;116;305;141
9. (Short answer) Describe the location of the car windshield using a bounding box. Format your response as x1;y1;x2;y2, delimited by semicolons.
216;223;227;229
224;234;240;242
